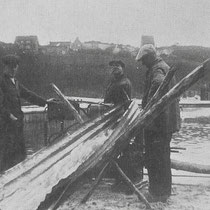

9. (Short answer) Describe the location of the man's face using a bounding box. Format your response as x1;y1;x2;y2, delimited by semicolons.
141;54;152;67
109;65;123;78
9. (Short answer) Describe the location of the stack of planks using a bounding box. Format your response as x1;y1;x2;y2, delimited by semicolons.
0;103;140;210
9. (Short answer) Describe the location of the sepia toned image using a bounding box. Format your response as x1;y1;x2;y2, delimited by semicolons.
0;0;210;209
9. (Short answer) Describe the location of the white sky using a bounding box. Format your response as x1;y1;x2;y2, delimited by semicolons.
0;0;210;47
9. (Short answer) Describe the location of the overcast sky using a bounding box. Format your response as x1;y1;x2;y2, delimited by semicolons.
0;0;210;47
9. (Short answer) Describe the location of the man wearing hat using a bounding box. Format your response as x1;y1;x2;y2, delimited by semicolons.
104;60;131;106
0;54;51;172
136;44;181;201
104;60;140;192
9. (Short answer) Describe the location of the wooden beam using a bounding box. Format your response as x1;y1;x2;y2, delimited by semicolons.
171;159;210;174
144;66;177;111
51;83;84;124
112;161;153;210
80;162;110;204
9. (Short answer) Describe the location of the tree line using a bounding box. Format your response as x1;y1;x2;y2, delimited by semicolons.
0;45;210;100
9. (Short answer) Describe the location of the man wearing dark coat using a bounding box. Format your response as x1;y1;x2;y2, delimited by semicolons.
136;44;181;201
104;60;131;106
104;60;139;192
0;55;49;172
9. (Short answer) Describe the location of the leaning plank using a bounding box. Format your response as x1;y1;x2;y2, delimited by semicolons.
171;159;210;174
51;83;84;124
144;66;177;111
0;105;126;210
113;161;152;209
80;162;110;204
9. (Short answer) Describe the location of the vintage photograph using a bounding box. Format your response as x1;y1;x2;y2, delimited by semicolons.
0;0;210;209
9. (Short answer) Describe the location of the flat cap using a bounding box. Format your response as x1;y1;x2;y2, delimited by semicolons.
135;44;157;61
109;60;125;68
2;54;20;67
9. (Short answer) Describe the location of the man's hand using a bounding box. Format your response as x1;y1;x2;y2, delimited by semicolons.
10;113;18;121
46;98;59;105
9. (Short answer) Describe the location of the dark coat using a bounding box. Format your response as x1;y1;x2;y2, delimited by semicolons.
142;57;181;134
0;73;46;172
104;75;131;105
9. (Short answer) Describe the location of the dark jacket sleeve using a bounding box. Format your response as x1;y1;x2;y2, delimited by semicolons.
123;80;131;101
0;77;11;121
104;84;112;103
147;68;168;133
147;68;165;102
104;79;131;105
0;85;10;120
19;83;47;107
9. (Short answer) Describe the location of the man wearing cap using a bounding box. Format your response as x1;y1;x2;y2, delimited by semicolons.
104;60;131;106
136;44;181;201
104;60;140;192
0;54;51;172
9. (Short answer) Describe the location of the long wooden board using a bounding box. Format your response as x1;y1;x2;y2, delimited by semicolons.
0;103;139;210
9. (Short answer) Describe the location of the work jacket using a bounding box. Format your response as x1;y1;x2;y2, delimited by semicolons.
142;57;181;134
0;73;46;171
0;74;46;124
104;75;131;105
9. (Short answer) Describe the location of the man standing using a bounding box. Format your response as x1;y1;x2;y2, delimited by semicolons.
0;55;50;172
136;44;181;201
104;60;134;188
104;60;131;106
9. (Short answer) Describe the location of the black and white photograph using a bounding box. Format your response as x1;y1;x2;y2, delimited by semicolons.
0;0;210;209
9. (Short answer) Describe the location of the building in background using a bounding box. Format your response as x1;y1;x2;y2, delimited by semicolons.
141;35;155;47
71;37;82;51
14;36;39;52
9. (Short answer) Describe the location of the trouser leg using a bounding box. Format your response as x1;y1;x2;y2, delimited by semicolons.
145;130;172;197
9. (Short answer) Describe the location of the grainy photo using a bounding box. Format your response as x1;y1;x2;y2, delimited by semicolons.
0;0;210;210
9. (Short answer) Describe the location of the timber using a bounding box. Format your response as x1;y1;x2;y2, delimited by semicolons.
171;159;210;174
80;162;110;204
0;103;140;210
144;66;177;110
113;161;152;209
0;59;210;210
51;83;84;124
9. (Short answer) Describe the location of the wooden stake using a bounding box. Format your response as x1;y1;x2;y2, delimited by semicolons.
80;162;110;204
51;83;84;124
112;161;153;210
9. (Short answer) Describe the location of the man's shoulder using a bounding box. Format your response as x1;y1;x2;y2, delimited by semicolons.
120;76;131;83
152;59;169;74
118;77;131;87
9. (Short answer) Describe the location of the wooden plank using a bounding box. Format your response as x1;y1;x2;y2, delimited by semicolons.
80;162;110;204
144;66;177;110
171;159;210;174
0;105;129;210
113;161;152;209
51;83;84;124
